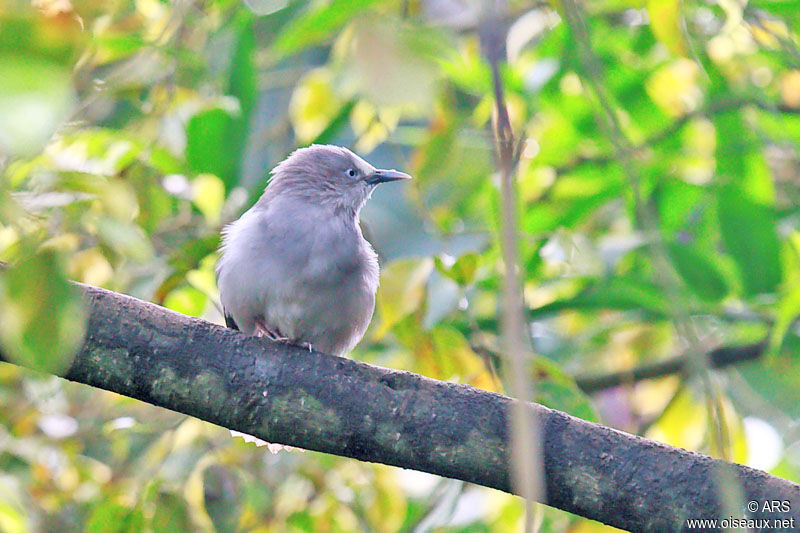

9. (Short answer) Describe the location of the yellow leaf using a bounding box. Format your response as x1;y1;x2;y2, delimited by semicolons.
186;267;218;299
350;101;400;154
192;173;225;225
365;466;407;532
714;395;747;463
375;258;433;338
646;0;686;56
41;233;80;252
100;179;139;221
646;388;706;450
646;58;700;116
749;18;787;49
571;518;628;532
289;68;343;142
69;248;113;287
780;70;800;109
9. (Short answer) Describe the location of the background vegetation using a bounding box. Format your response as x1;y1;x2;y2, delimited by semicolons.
1;0;800;530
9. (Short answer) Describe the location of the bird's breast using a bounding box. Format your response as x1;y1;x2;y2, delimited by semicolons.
218;206;379;355
294;216;378;288
305;235;378;292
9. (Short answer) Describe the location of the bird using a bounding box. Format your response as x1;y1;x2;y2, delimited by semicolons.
216;144;411;357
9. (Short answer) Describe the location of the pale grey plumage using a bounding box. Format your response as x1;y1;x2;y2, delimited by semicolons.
216;145;410;356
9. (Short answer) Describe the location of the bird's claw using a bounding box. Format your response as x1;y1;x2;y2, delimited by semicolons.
254;318;311;351
254;318;287;342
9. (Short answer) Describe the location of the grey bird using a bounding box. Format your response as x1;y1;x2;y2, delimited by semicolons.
216;144;411;356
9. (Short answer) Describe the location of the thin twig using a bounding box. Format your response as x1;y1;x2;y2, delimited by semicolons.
480;2;543;529
574;339;767;393
471;338;766;394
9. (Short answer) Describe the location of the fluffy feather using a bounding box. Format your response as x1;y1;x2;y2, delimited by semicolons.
216;145;407;356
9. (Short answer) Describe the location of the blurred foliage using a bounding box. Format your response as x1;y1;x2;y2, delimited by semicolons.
1;0;800;530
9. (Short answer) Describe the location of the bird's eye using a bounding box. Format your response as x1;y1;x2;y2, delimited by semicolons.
346;168;357;178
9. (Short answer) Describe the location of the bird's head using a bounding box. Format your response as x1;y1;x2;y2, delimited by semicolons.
263;144;411;214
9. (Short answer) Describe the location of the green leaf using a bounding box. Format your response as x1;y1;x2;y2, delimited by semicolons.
523;169;625;234
310;100;356;145
714;113;775;205
755;0;800;17
0;9;82;64
0;487;27;533
533;358;599;422
655;179;704;234
434;253;478;286
163;285;207;317
537;380;599;421
0;249;86;375
739;349;800;419
531;277;670;319
226;12;256;188
273;0;387;55
94;34;146;63
185;108;238;187
770;283;800;353
150;493;190;533
666;240;728;302
184;12;255;192
86;503;144;533
0;55;74;158
155;235;220;304
95;216;153;261
717;187;781;296
0;9;83;157
756;110;800;146
287;511;315;531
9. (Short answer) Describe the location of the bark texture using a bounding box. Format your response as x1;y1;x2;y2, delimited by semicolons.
9;284;800;532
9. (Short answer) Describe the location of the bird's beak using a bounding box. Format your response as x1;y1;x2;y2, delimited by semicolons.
364;169;412;185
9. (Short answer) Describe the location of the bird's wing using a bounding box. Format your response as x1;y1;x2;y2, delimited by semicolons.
224;309;239;330
217;208;274;334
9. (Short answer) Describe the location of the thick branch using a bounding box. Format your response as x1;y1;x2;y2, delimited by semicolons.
6;284;799;532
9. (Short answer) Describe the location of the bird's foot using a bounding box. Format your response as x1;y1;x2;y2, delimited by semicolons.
254;318;312;352
265;330;289;342
254;318;288;342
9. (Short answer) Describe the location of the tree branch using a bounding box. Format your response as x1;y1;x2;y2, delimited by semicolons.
4;284;798;531
574;339;768;393
470;338;767;394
